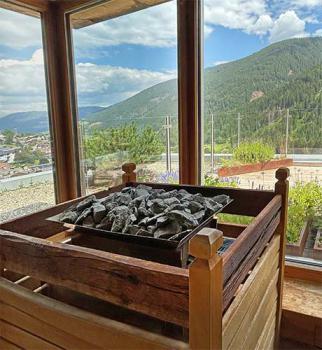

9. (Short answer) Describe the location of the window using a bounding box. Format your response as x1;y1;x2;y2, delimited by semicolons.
71;1;179;194
202;1;322;263
0;8;56;221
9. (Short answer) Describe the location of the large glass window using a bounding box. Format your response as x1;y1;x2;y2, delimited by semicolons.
71;1;179;194
0;8;56;221
202;1;322;263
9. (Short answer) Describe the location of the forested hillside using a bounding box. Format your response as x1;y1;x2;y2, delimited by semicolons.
1;37;321;151
88;37;322;151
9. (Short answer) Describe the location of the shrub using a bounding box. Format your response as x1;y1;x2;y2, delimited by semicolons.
217;214;254;225
128;126;163;164
84;124;164;166
204;174;238;188
287;181;322;243
232;141;274;164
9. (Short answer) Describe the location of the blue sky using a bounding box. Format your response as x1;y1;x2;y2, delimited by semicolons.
0;0;322;116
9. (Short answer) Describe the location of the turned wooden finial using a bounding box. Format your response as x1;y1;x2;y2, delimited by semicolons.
189;228;223;260
122;163;136;183
275;167;290;182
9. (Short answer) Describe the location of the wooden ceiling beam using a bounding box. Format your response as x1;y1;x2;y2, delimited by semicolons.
67;0;170;29
0;0;49;16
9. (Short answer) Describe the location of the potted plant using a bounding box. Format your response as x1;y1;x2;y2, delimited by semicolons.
286;182;322;256
312;217;322;261
218;141;293;177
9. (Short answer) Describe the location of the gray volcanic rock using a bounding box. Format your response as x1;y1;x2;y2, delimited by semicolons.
59;186;230;241
76;195;96;212
168;210;199;229
154;220;181;238
60;210;78;224
92;203;106;223
75;207;92;224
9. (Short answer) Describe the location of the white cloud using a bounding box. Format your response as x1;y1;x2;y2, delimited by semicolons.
292;0;322;7
250;15;274;35
75;63;176;106
0;8;42;49
0;50;176;116
269;10;308;43
213;60;230;66
314;28;322;36
74;1;177;49
204;0;272;35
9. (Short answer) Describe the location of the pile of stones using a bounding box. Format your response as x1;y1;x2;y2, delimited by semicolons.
59;185;230;241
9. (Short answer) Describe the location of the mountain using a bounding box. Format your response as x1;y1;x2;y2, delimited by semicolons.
88;37;322;150
2;37;321;149
0;106;104;133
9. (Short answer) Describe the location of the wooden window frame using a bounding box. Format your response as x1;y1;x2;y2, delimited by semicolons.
1;0;203;196
0;0;321;327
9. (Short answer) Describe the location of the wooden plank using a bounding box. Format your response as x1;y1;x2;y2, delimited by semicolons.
69;0;169;28
222;235;280;349
283;278;322;319
281;310;322;348
0;230;189;326
61;0;103;13
227;270;278;350
223;194;281;284
46;230;79;243
0;320;61;350
217;222;247;239
261;309;276;350
223;212;280;310
0;278;188;350
0;0;48;15
189;228;223;350
255;307;276;350
0;302;101;350
285;262;322;283
240;271;278;350
0;337;21;350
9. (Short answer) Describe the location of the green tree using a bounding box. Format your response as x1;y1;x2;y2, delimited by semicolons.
129;126;164;164
2;129;15;144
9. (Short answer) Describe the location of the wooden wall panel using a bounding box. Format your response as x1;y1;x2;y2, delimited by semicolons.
0;231;189;326
0;278;188;350
223;235;280;350
0;319;60;350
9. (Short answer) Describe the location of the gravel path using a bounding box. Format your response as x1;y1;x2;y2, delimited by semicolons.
0;183;55;219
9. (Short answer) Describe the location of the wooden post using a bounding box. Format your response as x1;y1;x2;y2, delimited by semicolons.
189;228;223;350
177;0;202;185
42;3;81;202
122;163;137;183
274;167;290;345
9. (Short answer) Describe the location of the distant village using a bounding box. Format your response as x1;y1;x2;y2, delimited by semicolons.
0;131;52;179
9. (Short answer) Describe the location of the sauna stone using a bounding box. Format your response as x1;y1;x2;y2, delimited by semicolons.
59;186;230;241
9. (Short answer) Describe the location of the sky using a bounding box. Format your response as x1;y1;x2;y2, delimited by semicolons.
0;0;322;116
